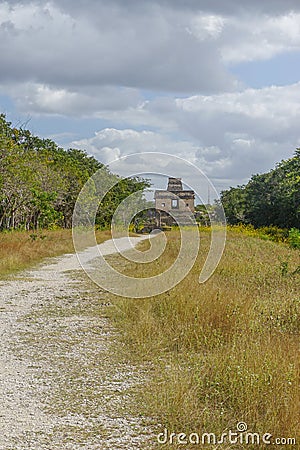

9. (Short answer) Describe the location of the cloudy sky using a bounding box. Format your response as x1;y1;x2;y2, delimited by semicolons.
1;0;300;194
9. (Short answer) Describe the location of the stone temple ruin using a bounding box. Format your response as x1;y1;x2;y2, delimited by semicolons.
154;177;195;227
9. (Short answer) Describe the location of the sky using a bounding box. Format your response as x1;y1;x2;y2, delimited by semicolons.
1;0;300;195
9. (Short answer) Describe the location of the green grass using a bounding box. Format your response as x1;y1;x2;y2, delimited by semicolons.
109;228;300;448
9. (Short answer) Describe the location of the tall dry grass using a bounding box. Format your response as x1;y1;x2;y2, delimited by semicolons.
0;229;111;278
111;229;300;448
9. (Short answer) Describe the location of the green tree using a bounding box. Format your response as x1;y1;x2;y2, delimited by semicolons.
220;186;247;225
221;149;300;228
0;114;150;231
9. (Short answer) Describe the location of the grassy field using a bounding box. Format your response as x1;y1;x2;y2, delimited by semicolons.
1;227;299;448
0;228;112;278
110;228;300;448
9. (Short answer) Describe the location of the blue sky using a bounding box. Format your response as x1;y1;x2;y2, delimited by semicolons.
1;0;300;193
232;51;300;88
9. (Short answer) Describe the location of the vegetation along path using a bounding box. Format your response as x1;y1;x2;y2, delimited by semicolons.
0;236;154;450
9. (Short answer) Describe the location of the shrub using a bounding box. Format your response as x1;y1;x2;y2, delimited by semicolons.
289;228;300;249
258;226;289;243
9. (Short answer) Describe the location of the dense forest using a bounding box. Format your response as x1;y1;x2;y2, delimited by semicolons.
220;150;300;229
0;114;148;231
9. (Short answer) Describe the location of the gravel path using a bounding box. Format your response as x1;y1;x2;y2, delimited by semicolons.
0;236;155;450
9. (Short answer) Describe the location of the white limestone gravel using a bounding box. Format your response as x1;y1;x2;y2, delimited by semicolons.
0;236;156;450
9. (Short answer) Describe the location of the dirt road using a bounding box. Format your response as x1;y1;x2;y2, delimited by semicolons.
0;236;155;449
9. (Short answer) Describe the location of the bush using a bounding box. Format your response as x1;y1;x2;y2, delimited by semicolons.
258;226;289;243
289;228;300;249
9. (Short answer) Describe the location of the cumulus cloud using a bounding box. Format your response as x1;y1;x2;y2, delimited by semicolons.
48;0;300;16
172;83;300;180
1;0;299;106
175;83;300;146
70;129;217;199
71;128;199;164
4;82;142;117
70;83;300;190
0;1;235;93
1;0;300;192
70;124;296;195
220;12;300;63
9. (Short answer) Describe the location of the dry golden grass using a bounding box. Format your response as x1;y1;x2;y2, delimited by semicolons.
111;229;300;448
1;226;298;447
0;228;112;278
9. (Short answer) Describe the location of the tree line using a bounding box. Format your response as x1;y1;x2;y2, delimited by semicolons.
0;114;149;231
220;150;300;229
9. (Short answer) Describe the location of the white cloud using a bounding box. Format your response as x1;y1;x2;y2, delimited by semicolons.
1;0;300;193
71;128;199;164
183;10;300;64
188;14;225;40
70;125;290;195
69;82;300;190
220;12;300;63
172;83;300;179
177;83;300;117
175;83;300;143
5;82;142;117
1;0;300;93
0;1;235;93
